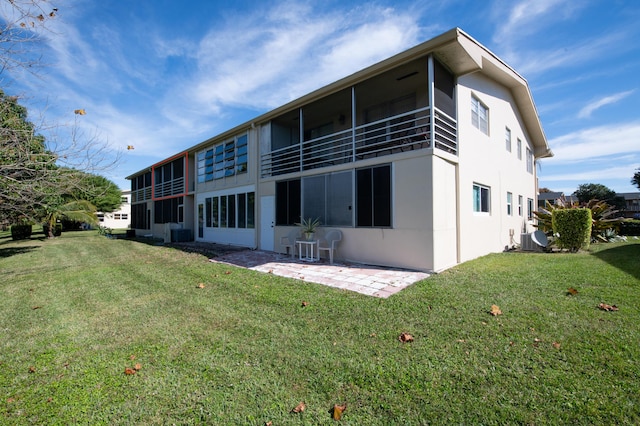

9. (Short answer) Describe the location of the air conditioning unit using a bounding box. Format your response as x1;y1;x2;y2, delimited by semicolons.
520;233;542;252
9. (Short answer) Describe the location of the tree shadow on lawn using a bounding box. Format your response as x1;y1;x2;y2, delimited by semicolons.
0;245;39;258
591;243;640;280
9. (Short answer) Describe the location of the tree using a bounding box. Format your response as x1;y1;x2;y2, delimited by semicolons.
573;183;625;212
573;183;617;204
0;0;59;76
71;173;122;213
632;168;640;190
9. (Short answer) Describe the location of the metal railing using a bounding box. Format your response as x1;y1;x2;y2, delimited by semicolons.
131;187;152;203
260;106;457;178
154;177;185;199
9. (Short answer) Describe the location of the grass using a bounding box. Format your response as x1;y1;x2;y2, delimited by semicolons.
1;231;639;425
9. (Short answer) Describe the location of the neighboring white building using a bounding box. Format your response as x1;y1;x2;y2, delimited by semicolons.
97;190;131;229
127;28;552;272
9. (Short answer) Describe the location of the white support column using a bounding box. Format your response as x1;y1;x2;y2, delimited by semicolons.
427;54;436;149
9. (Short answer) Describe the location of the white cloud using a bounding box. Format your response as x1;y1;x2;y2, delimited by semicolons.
540;164;640;182
545;122;640;163
577;90;635;118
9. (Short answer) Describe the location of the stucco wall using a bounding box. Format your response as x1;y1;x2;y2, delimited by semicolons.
456;72;538;263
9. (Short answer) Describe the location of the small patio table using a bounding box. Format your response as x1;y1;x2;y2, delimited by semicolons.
296;239;318;262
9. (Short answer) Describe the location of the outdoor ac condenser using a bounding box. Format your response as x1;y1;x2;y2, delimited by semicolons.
520;233;541;252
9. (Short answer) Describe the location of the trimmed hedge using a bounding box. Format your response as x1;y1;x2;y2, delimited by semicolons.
619;220;640;236
11;224;33;240
553;208;592;252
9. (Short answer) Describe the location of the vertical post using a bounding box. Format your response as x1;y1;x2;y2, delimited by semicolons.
427;54;436;149
299;108;304;172
351;86;356;162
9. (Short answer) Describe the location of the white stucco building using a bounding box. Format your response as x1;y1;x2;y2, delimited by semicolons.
127;28;552;272
97;190;131;229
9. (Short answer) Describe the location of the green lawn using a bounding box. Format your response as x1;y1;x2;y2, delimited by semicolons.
1;231;639;425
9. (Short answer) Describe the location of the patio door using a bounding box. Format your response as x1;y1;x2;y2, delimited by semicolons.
259;195;275;251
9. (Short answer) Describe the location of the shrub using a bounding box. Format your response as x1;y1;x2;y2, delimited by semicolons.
552;208;592;252
619;220;640;236
43;223;63;237
11;224;33;240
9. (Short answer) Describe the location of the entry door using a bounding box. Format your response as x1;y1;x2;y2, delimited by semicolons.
259;195;275;251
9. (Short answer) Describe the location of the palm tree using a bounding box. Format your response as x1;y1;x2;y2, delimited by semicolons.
43;199;98;238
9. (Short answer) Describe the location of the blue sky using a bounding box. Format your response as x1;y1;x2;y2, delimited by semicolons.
2;0;639;194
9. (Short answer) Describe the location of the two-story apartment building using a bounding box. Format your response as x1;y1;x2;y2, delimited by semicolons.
127;28;552;272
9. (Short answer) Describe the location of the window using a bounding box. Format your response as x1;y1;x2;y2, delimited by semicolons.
121;196;129;203
526;148;533;173
473;184;490;213
507;192;513;216
197;133;248;183
357;165;391;227
276;179;301;226
302;171;352;227
517;138;522;160
505;127;511;152
518;195;523;216
527;198;534;220
154;197;183;224
114;214;121;220
204;193;253;229
471;96;489;135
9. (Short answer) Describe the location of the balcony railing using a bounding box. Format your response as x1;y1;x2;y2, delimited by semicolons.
131;187;152;203
260;106;457;178
154;177;185;199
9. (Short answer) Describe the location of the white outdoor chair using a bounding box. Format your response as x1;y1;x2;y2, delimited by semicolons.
280;229;300;258
318;229;342;264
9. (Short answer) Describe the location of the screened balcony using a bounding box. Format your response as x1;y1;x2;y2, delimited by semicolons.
260;55;457;178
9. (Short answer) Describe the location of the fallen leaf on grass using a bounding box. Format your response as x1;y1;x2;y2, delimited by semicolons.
224;271;232;275
489;305;502;316
598;303;619;311
301;301;309;307
567;287;578;295
124;367;136;375
130;355;136;360
291;401;306;413
196;283;205;289
398;332;414;343
28;366;36;373
31;306;42;310
134;363;142;371
552;341;561;349
332;403;347;420
7;398;15;403
265;422;273;426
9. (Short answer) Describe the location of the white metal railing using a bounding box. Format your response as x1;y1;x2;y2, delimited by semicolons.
154;177;185;199
260;106;457;177
131;187;152;203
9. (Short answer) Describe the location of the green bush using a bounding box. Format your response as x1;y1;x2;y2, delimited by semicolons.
43;223;63;237
10;224;33;240
620;220;640;236
552;208;592;252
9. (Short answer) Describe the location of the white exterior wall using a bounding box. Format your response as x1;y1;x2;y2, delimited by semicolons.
456;73;538;263
99;190;131;229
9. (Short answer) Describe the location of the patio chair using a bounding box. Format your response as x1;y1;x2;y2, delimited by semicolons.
280;228;300;258
318;229;342;264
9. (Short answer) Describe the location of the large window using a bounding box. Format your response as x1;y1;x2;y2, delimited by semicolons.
356;165;391;227
276;172;353;227
197;133;248;183
473;184;490;213
154;197;183;224
471;96;489;135
203;192;254;229
303;172;352;226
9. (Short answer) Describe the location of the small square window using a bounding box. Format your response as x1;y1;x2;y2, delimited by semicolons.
473;183;490;213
